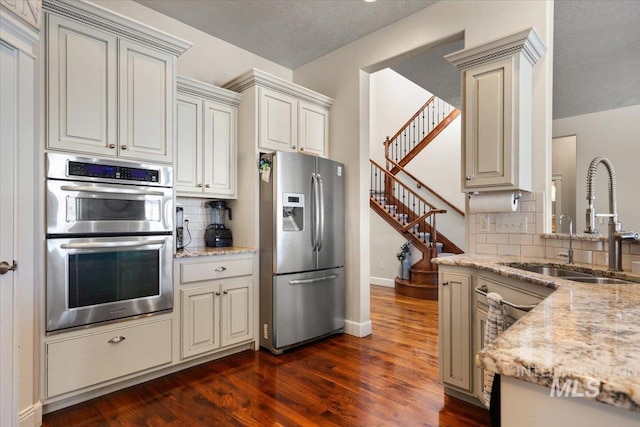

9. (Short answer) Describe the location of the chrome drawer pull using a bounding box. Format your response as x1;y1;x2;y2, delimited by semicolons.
108;336;126;344
474;285;537;312
214;266;227;272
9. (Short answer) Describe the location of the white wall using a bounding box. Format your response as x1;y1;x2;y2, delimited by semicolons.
294;0;553;336
91;0;291;86
553;104;640;233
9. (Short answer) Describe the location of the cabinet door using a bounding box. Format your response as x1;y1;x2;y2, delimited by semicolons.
46;14;117;157
463;57;514;190
203;100;236;198
175;93;203;195
181;285;221;359
475;308;488;405
258;87;297;152
440;272;472;391
298;101;328;157
220;280;252;347
119;39;174;164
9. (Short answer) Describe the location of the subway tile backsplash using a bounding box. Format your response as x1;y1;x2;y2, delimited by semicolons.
466;191;640;270
176;197;213;248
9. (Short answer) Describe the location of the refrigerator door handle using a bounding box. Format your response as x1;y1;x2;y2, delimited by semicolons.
312;173;321;252
317;174;325;251
289;274;339;285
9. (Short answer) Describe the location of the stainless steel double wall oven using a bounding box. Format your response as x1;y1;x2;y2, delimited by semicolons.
46;153;174;333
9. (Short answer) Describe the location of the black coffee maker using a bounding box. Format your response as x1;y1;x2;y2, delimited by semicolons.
205;200;232;247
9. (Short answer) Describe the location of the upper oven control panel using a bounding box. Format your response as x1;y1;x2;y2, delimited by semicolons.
46;153;173;187
68;161;159;183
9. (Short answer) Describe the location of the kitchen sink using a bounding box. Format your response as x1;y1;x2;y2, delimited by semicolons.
508;265;592;278
565;277;635;285
502;262;637;284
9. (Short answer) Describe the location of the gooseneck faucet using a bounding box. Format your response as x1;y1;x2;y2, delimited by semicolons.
584;156;639;271
558;214;573;264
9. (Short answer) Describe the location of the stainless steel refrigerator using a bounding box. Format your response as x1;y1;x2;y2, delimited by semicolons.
259;151;345;354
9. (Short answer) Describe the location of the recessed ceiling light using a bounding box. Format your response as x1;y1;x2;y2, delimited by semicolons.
364;0;377;3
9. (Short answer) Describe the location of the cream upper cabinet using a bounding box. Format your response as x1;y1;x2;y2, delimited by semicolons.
44;0;191;164
446;28;546;193
298;101;329;156
118;40;174;163
224;68;333;158
46;14;117;157
175;76;241;198
259;87;298;152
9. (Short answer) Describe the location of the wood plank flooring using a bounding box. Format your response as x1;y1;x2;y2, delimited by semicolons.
43;285;491;426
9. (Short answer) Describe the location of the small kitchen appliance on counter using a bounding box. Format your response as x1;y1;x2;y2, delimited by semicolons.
176;206;185;250
205;200;233;247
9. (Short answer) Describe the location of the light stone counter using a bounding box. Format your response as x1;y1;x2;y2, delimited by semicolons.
434;254;640;413
175;246;256;258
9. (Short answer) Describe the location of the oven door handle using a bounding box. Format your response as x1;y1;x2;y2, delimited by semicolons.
60;240;166;249
60;185;166;197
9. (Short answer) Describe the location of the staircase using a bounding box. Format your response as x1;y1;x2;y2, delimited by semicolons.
370;96;463;300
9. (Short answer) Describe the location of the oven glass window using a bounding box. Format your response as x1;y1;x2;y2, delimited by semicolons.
68;250;160;308
74;198;160;221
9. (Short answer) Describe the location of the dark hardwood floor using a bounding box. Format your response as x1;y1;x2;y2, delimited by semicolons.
43;285;491;426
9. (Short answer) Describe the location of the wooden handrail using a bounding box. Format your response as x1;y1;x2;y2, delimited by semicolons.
370;159;433;209
401;209;447;233
385;157;465;217
384;95;436;148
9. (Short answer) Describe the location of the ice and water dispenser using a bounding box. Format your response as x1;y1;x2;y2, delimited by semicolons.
282;193;304;231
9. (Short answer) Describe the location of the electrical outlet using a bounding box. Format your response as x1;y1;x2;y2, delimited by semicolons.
263;324;269;339
478;217;489;232
496;216;528;233
379;261;384;269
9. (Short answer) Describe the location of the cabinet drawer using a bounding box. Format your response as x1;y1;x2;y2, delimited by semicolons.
46;319;172;398
180;258;252;284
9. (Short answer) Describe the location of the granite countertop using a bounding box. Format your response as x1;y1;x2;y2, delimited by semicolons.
434;254;640;413
175;246;256;258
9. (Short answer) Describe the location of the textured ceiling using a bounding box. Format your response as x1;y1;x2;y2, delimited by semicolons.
134;0;438;69
134;0;640;119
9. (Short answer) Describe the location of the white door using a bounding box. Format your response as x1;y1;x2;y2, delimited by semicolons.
221;280;252;347
298;101;328;157
258;87;297;152
0;39;17;427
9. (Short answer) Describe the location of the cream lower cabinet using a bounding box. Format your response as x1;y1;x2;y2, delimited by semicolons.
176;76;241;198
44;0;190;164
45;318;173;399
439;264;553;407
178;256;254;359
439;270;473;392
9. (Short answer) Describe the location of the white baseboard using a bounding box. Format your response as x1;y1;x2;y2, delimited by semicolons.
370;276;394;287
344;319;372;337
19;401;42;427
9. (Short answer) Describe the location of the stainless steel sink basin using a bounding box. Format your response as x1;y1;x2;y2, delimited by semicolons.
566;277;635;284
510;265;592;278
502;263;637;284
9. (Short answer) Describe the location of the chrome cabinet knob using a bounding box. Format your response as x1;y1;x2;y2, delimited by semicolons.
107;336;126;344
214;266;226;272
292;145;296;149
465;176;472;181
197;184;203;188
205;184;210;188
223;290;228;295
215;291;221;296
121;145;127;150
0;260;17;275
108;144;116;149
442;281;449;286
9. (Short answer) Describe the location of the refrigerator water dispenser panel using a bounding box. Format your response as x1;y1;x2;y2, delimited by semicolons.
282;193;304;232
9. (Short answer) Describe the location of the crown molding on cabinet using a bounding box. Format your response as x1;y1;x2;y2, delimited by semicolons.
42;0;192;56
445;27;546;70
177;76;241;107
223;68;334;110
